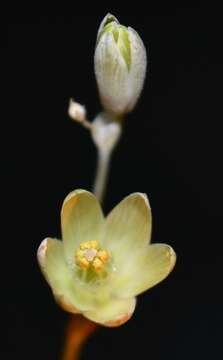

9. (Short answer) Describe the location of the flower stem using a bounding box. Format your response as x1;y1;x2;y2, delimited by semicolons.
93;148;111;203
62;315;98;360
62;113;120;359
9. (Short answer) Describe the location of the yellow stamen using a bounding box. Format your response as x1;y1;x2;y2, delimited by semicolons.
80;241;90;250
98;250;109;263
76;249;84;258
75;240;109;272
92;258;104;272
80;240;99;250
77;256;89;269
90;240;99;249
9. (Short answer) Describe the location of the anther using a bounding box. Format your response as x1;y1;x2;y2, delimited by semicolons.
75;240;109;272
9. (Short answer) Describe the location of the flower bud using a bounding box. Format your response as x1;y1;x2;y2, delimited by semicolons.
94;13;147;116
68;99;86;123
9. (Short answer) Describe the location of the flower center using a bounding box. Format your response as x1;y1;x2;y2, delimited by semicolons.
75;240;109;272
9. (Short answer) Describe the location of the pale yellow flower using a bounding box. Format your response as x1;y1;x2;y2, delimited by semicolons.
37;190;176;327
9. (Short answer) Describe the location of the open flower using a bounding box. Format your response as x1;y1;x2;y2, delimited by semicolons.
37;190;176;327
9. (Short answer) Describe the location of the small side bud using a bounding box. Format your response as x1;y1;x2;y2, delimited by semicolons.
68;99;86;122
68;99;92;129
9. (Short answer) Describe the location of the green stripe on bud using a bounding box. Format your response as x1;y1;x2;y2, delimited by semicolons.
98;19;131;71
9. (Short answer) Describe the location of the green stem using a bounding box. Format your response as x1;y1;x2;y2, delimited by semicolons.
93;148;111;203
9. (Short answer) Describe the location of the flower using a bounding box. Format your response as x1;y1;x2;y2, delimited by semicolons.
37;190;176;327
94;13;147;117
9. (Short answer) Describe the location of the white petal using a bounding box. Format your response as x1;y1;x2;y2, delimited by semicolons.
94;32;130;115
125;27;147;112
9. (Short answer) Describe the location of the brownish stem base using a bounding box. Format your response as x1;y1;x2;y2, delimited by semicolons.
62;315;98;360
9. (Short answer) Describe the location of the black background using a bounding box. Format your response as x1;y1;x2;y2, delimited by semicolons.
5;6;223;360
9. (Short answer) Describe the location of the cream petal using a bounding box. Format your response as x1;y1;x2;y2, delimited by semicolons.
61;189;104;264
37;237;95;312
84;296;136;326
103;193;152;268
114;243;176;298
